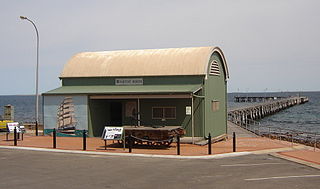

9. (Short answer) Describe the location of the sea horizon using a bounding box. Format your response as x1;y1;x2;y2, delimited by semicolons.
0;91;319;134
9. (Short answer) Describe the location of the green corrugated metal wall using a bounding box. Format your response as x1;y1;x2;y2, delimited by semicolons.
203;52;227;138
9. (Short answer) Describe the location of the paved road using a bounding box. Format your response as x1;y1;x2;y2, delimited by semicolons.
0;149;319;189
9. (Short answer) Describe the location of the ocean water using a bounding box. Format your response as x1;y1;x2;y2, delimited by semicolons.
0;95;43;123
0;92;319;134
228;91;320;134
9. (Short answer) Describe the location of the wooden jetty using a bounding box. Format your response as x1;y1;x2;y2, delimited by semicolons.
228;96;309;126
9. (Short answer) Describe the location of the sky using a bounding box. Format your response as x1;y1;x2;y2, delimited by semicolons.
1;0;319;95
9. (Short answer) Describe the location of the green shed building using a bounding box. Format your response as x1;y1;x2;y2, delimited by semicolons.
43;46;229;141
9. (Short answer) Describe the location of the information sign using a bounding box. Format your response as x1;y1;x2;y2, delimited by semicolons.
101;127;124;140
115;78;143;85
186;106;192;115
6;122;22;133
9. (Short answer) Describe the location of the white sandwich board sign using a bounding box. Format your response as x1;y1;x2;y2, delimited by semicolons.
101;127;124;140
7;122;22;133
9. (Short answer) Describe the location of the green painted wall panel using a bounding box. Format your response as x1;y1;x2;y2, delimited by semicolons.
204;52;227;138
62;76;203;86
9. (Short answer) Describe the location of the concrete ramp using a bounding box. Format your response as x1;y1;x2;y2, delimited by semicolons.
227;121;258;138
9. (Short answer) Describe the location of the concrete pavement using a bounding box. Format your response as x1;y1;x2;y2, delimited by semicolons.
0;149;319;189
0;121;319;168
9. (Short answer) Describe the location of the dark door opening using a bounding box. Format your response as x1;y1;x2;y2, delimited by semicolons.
110;102;122;126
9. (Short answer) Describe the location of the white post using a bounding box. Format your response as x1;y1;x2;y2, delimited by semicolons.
314;134;317;152
137;98;140;126
123;129;126;150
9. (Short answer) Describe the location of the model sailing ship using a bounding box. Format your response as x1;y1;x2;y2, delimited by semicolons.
56;97;77;133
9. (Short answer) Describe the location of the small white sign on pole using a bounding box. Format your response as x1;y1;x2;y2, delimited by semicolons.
7;122;22;133
101;127;124;140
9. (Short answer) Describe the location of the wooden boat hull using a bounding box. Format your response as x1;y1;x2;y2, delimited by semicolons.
123;126;185;146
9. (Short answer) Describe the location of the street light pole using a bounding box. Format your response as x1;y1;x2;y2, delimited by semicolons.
20;16;39;136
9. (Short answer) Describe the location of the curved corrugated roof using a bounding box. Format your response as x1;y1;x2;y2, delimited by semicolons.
60;46;229;79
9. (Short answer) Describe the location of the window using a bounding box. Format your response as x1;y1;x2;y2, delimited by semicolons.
209;60;220;76
152;107;176;119
152;107;163;119
211;100;220;112
164;107;176;118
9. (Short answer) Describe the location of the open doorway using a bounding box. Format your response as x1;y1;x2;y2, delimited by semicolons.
110;102;122;126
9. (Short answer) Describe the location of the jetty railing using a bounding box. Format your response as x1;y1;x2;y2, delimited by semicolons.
234;96;287;103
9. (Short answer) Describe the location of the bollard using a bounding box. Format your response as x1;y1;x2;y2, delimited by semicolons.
233;132;236;152
35;121;38;136
83;130;86;151
177;135;180;155
104;140;107;150
245;121;248;130
128;135;133;153
208;133;212;155
269;127;271;139
315;134;317;152
53;128;56;149
279;129;282;141
14;127;17;146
